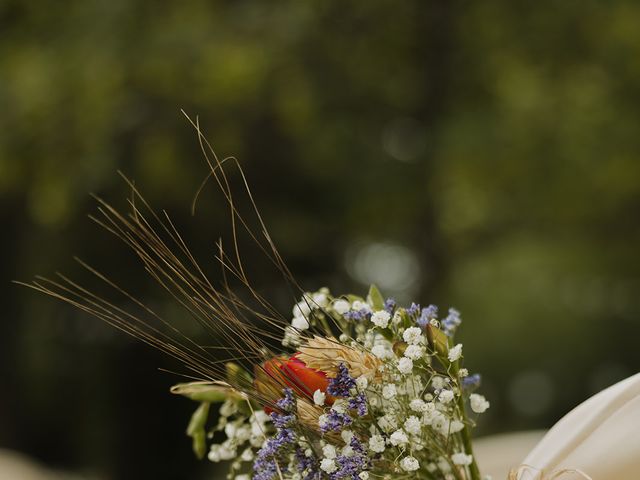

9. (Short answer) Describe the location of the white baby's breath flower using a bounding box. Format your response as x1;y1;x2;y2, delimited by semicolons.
397;357;413;374
341;445;354;457
358;473;369;480
404;344;424;360
431;377;446;390
382;384;397;399
436;418;457;436
240;448;253;461
318;414;329;428
293;299;312;318
470;393;490;413
209;442;236;462
352;300;371;312
322;444;337;459
400;456;420;472
341;430;354;444
224;423;237;439
320;458;337;473
208;446;221;462
235;425;251;442
250;411;268;439
404;416;422;435
450;420;465;433
331;399;347;414
427;410;447;431
377;414;397;432
459;368;469;377
439;389;455;404
371;345;388;359
371;310;391;328
291;315;310;330
333;299;351;314
313;389;326;406
403;327;423;345
312;292;329;308
389;429;409;446
448;343;463;362
410;399;428;413
368;434;386;453
356;375;368;390
282;325;301;347
452;452;473;466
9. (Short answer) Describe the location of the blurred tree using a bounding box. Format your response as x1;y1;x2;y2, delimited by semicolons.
1;0;639;478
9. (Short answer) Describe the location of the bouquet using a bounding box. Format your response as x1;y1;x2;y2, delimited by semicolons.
177;286;490;480
22;124;490;480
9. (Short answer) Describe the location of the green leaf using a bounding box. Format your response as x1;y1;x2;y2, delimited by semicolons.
186;402;210;459
170;381;236;403
367;284;385;310
399;308;412;328
426;324;449;358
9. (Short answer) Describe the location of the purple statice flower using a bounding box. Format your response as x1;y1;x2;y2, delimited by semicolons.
252;458;278;480
253;428;296;480
462;373;481;390
417;304;438;327
347;393;368;416
442;307;462;336
344;308;371;322
327;364;357;397
320;409;353;433
274;426;296;445
383;297;397;313
270;412;295;428
350;436;366;455
329;437;369;479
253;389;298;480
295;448;320;480
276;387;295;412
406;302;420;317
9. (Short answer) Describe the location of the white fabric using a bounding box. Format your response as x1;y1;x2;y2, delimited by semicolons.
516;372;640;479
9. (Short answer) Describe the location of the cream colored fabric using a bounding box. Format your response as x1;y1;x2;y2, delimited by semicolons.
515;372;640;479
474;431;546;480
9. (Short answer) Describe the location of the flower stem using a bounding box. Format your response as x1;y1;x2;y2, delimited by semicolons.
457;393;482;480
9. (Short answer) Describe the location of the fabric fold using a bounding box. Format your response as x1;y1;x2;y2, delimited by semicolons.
516;372;640;479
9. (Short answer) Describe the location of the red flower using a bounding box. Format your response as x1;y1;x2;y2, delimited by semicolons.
281;355;330;398
255;354;333;411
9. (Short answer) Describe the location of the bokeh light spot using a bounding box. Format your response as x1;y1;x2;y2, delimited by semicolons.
345;241;420;295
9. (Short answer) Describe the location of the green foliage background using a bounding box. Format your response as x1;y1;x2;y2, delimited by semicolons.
1;1;639;479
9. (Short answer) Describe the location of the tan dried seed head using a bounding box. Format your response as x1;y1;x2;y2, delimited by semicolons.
297;336;382;380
